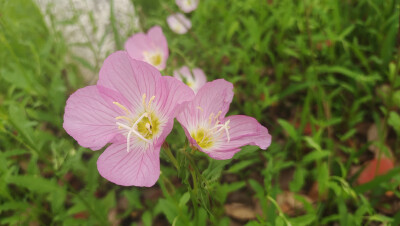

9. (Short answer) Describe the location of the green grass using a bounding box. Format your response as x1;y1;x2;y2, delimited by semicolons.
1;0;400;225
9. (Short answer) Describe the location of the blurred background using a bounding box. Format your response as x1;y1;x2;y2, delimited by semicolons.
0;0;399;225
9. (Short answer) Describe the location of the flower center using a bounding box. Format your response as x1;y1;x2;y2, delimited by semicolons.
143;51;162;67
113;94;161;152
191;110;231;150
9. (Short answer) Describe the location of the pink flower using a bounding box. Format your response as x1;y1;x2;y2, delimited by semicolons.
176;0;199;13
124;26;169;71
63;51;194;187
167;13;192;34
177;79;271;160
173;66;206;93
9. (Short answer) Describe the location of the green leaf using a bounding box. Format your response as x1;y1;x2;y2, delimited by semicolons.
303;137;322;152
388;111;400;136
227;159;257;173
302;150;331;165
277;119;298;141
7;175;60;194
142;211;152;226
179;192;190;208
290;167;306;192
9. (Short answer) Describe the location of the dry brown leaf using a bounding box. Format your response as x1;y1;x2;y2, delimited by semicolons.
276;191;312;216
224;203;256;220
307;182;328;202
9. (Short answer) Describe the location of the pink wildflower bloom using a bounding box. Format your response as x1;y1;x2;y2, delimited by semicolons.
63;51;194;187
124;26;169;71
173;66;206;93
177;79;271;160
167;13;192;34
176;0;199;13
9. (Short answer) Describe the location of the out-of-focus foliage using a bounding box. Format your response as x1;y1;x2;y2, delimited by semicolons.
0;0;399;225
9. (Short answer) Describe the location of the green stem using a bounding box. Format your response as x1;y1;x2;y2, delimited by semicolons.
163;145;180;171
267;195;292;226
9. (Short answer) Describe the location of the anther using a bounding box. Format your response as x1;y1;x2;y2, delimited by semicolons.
142;94;146;106
148;96;155;108
113;102;131;115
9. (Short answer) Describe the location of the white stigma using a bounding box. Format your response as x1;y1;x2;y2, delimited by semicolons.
116;112;150;153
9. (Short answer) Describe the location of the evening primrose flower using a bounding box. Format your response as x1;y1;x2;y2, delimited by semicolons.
176;0;199;13
63;51;194;187
173;66;206;93
124;26;169;71
167;13;192;34
177;79;271;160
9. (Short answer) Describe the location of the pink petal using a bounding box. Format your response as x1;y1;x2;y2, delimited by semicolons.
173;66;192;82
167;13;192;34
97;51;167;112
97;142;160;187
124;33;151;62
154;76;195;146
63;86;120;150
206;115;272;160
194;79;234;121
176;79;233;142
125;27;168;71
147;26;169;66
176;0;199;13
192;68;207;92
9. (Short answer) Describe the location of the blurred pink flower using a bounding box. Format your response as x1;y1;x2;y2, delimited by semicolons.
176;0;199;13
167;13;192;34
63;51;194;187
177;79;271;160
124;26;169;71
173;66;206;93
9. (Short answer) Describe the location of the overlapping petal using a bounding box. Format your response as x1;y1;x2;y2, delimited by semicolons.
193;79;233;121
147;26;169;61
64;51;195;187
97;51;167;114
153;76;195;147
173;66;206;93
124;26;168;70
97;142;160;187
177;79;271;160
63;86;121;150
205;115;272;160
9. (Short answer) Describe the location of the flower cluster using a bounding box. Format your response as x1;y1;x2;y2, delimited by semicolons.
64;23;271;187
166;0;198;34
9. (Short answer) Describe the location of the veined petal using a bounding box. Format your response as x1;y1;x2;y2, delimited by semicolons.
204;115;272;160
97;51;167;114
97;142;160;187
63;86;120;150
195;79;234;121
154;76;195;147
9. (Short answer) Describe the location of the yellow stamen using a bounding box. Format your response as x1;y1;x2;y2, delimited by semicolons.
196;106;203;112
115;116;132;121
142;94;146;106
209;113;214;124
214;111;222;120
113;102;130;115
148;96;155;108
